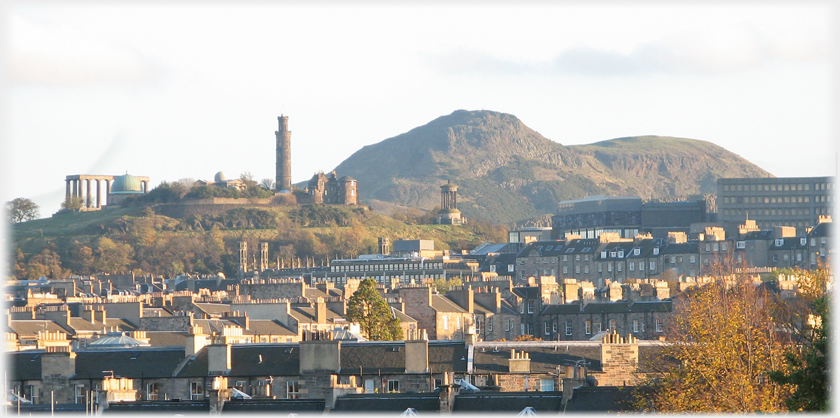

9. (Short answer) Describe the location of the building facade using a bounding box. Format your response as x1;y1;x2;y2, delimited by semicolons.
717;176;834;235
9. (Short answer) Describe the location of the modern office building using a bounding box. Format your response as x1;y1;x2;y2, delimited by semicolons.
717;177;834;235
551;196;707;240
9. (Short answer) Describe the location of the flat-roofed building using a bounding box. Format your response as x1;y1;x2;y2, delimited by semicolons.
717;176;834;235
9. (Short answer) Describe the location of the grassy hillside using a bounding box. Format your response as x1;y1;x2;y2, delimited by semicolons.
9;202;506;280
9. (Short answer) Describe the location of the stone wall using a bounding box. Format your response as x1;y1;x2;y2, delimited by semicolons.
140;315;193;332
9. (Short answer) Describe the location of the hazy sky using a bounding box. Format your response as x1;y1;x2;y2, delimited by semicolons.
2;2;837;217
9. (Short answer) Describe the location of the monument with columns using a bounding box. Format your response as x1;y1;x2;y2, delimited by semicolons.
64;173;150;211
438;180;463;225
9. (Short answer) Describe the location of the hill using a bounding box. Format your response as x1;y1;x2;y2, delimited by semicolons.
330;110;771;224
10;203;506;280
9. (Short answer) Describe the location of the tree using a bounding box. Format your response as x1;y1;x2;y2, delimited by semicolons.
346;278;403;341
7;198;39;223
61;196;85;211
768;266;830;411
259;178;275;190
639;271;791;411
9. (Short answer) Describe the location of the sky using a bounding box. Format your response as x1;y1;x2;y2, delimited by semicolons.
1;1;837;218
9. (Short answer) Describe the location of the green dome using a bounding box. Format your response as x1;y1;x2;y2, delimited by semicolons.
111;174;143;194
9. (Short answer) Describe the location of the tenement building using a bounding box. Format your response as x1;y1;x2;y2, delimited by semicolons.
717;176;834;235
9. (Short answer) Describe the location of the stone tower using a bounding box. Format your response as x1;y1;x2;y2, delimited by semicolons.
275;115;292;192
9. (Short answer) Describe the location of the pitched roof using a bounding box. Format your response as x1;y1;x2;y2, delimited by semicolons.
472;345;602;374
333;393;440;411
8;320;68;337
72;347;186;380
428;341;468;373
430;295;467;313
8;351;43;381
454;392;564;412
564;386;635;411
339;342;406;374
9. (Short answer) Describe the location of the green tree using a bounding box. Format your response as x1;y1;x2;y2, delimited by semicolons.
346;278;403;341
7;198;39;223
433;277;463;294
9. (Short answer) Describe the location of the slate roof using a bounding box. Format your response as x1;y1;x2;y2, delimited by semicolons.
72;347;186;380
564;386;635;412
223;399;326;412
769;236;807;250
290;306;345;324
581;301;632;314
743;230;774;241
541;303;582;315
339;342;406;374
516;241;566;258
472;345;602;374
808;221;831;237
192;318;242;335
304;287;343;299
9;319;68;337
512;287;540;299
430;295;467;313
428;341;468;373
8;350;43;381
628;300;672;313
454;392;564;412
144;331;189;347
659;242;699;255
175;344;301;378
193;302;231;317
333;393;440;411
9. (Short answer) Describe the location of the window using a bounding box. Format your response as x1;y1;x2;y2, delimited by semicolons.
595;322;602;332
629;262;635;271
527;302;534;314
721;242;727;251
689;255;696;263
617;263;622;272
505;319;511;332
545;322;551;335
443;315;449;330
553;322;558;333
575;254;580;261
653;248;659;255
609;319;617;331
655;319;663;333
584;265;590;274
575;265;580;274
540;379;555;391
190;381;204;400
565;321;572;336
364;379;375;394
563;266;568;274
146;383;160;401
585;320;592;335
519;304;525;314
287;381;300;399
488;317;494;332
75;384;87;404
633;320;639;333
650;261;656;271
597;264;603;273
387;380;400;393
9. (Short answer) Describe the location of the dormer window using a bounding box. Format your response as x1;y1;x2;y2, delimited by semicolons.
601;251;607;258
633;248;640;256
775;239;784;247
653;248;660;255
617;250;624;258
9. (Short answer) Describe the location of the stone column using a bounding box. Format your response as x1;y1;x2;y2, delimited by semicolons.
96;179;102;208
85;179;92;208
65;180;71;203
72;179;78;199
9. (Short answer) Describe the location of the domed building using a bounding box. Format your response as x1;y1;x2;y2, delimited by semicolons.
195;171;246;190
106;173;148;206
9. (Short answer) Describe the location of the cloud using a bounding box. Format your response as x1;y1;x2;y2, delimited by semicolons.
428;23;828;77
9;12;161;85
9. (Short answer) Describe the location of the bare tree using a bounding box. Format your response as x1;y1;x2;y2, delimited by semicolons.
7;198;39;223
